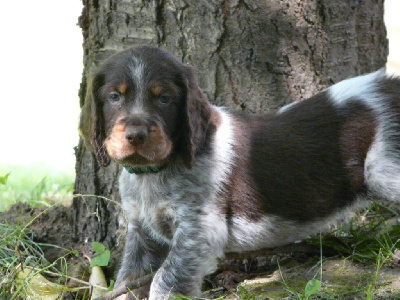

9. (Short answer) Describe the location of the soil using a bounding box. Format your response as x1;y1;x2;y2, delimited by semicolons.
0;203;77;262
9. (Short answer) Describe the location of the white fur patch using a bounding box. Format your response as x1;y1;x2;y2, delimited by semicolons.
365;130;400;201
328;69;385;105
194;107;235;273
199;203;228;274
226;197;370;252
120;170;175;245
129;55;146;114
211;107;236;193
277;101;301;114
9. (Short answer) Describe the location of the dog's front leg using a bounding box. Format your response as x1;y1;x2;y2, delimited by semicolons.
115;221;169;299
148;216;227;299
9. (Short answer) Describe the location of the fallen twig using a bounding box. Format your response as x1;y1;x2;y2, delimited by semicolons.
94;274;152;300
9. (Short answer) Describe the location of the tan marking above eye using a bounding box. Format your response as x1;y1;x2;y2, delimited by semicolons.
151;84;163;97
117;81;127;94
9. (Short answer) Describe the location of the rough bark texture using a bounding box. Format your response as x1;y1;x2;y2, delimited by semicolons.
73;0;388;269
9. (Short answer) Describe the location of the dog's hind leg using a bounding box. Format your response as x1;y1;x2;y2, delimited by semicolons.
364;78;400;203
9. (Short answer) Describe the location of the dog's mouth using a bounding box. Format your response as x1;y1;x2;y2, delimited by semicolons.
106;142;172;167
117;152;164;167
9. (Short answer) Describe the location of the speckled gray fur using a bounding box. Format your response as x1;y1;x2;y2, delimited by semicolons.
117;147;230;298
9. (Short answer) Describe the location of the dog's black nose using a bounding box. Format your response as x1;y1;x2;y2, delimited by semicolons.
125;126;148;146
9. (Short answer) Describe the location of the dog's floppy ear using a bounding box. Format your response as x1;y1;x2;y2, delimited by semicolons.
181;66;213;169
79;73;111;167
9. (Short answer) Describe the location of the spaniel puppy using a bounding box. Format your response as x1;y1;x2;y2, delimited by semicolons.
80;46;400;299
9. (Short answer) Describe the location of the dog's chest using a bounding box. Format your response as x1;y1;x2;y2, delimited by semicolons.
139;201;176;243
121;173;178;243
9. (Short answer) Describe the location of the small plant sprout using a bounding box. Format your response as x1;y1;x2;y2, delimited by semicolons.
88;242;110;299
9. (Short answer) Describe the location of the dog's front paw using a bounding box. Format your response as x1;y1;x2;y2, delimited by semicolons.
148;272;172;300
148;270;201;300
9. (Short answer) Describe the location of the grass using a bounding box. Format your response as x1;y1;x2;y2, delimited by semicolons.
311;202;400;263
0;163;74;211
0;222;47;298
0;208;84;299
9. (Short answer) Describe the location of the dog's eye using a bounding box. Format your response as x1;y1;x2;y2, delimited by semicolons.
158;96;171;106
108;92;121;102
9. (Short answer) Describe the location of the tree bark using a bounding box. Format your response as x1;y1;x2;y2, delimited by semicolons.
73;0;388;271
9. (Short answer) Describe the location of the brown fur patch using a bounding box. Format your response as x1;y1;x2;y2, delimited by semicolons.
105;121;131;160
117;81;128;94
151;84;163;97
340;109;376;191
146;125;173;160
210;109;222;128
224;93;369;223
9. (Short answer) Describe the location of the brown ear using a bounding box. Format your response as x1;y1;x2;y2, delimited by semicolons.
79;73;111;167
181;66;213;169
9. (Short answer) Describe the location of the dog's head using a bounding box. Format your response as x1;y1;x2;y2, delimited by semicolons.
79;46;213;169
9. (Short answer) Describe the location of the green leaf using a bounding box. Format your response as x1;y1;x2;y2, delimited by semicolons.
91;250;110;267
305;279;321;300
108;280;115;292
366;284;373;300
0;173;10;185
93;242;105;254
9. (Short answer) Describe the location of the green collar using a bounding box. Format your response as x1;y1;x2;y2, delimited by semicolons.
123;164;166;175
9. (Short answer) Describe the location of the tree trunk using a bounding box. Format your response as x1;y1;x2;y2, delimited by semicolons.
73;0;388;270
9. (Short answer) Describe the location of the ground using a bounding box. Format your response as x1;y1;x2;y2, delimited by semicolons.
2;202;400;299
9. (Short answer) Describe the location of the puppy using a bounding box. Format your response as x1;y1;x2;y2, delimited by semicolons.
79;46;400;299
